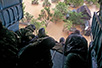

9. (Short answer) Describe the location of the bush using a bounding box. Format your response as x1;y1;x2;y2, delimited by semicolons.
43;0;51;7
32;0;39;5
52;2;69;23
63;11;85;31
56;2;68;15
68;11;85;25
51;9;63;23
64;0;84;8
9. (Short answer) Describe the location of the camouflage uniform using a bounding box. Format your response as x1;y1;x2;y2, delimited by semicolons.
0;21;19;68
16;24;36;49
17;37;56;68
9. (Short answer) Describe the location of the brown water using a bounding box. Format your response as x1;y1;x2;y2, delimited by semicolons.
22;0;98;44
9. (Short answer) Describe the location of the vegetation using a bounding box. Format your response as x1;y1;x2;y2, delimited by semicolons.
51;0;59;3
86;0;98;4
64;20;72;31
52;2;68;23
38;7;52;27
86;0;99;8
51;9;63;23
43;0;51;7
24;12;34;23
64;0;84;8
22;2;26;15
32;0;39;5
30;19;46;33
55;2;68;15
64;11;85;31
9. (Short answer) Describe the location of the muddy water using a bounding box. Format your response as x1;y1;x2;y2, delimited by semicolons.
23;0;67;41
22;0;98;44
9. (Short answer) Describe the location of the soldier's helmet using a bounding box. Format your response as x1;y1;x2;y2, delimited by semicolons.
74;29;80;34
25;24;36;32
38;28;45;37
59;37;65;43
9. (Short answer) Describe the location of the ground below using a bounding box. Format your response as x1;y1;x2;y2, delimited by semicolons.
21;0;99;44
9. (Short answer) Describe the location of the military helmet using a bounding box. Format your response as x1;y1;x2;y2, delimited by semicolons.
59;37;65;43
38;28;45;34
74;29;80;34
25;24;36;32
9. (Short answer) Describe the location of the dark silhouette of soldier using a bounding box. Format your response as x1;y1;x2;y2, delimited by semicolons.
0;20;19;68
17;37;56;68
64;30;88;68
16;24;36;49
38;28;48;38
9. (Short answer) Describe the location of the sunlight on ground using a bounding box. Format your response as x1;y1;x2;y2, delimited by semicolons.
21;0;99;44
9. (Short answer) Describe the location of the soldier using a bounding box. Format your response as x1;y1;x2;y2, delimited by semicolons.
64;30;88;68
17;37;56;68
38;27;48;38
59;37;65;46
16;24;36;49
0;20;19;68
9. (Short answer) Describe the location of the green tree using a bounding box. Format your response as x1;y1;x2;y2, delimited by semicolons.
64;20;72;31
43;0;51;7
30;19;46;34
51;2;68;23
25;12;34;23
56;2;68;15
44;7;52;20
38;9;46;20
63;11;85;31
32;0;39;5
38;7;52;27
68;11;85;25
64;0;84;7
51;9;63;23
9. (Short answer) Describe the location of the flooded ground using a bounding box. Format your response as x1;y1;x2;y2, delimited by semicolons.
22;0;99;44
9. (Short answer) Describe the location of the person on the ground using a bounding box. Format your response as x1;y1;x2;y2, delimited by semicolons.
0;20;19;68
64;29;88;68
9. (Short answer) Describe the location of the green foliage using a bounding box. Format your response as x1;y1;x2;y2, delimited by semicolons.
38;7;52;26
44;7;52;20
64;20;72;30
56;2;68;15
64;0;84;7
32;0;39;5
86;0;99;8
20;12;33;23
43;0;51;7
52;2;68;23
25;12;34;22
38;9;46;20
68;11;85;25
86;0;98;4
64;11;85;31
22;2;26;15
30;19;46;33
51;9;63;23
